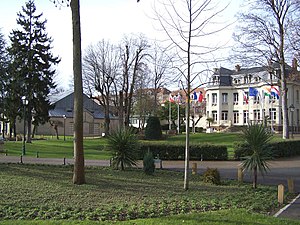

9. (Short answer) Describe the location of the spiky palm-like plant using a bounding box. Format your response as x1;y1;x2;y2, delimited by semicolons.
240;123;273;188
107;128;139;170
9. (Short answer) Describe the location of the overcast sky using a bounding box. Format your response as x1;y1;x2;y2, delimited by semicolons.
0;0;243;89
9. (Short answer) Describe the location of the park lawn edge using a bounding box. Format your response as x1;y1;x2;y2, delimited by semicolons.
0;209;299;225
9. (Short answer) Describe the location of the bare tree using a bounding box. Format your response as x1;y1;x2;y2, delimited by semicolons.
233;0;300;139
153;0;228;190
149;41;174;115
117;35;150;128
83;40;120;135
133;63;156;129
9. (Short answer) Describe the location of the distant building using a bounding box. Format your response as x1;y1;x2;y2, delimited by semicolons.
205;61;300;132
16;91;118;137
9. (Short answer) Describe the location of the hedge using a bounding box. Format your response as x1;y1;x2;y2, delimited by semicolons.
233;140;300;160
138;143;228;160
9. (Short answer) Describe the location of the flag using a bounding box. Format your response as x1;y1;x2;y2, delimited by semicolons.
169;94;175;103
263;86;272;97
271;86;280;99
249;87;258;97
197;91;203;102
243;91;248;104
190;91;197;102
176;93;181;103
193;91;197;101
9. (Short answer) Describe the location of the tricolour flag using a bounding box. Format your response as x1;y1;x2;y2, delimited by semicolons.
197;91;203;102
271;86;280;99
263;86;272;97
243;91;248;104
169;94;175;103
176;93;181;103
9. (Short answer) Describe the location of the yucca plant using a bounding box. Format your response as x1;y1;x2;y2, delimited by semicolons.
240;123;273;188
106;128;139;170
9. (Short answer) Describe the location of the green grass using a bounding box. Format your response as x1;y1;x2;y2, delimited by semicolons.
0;164;296;223
2;138;111;160
1;133;296;160
1;209;300;224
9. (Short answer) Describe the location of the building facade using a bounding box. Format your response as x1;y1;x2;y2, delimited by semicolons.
205;63;300;132
12;91;119;138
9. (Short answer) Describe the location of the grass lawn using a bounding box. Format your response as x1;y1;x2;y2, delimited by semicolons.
0;164;298;224
1;133;296;160
1;209;300;224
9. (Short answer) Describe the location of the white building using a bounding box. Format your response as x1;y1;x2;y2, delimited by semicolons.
205;62;300;132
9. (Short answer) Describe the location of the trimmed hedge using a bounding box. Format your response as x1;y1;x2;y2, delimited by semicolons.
234;140;300;160
138;143;228;160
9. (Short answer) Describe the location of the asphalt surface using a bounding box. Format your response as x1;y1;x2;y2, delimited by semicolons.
0;155;299;220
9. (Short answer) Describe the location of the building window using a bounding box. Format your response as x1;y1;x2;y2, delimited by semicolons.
222;93;228;104
206;94;209;103
233;93;239;104
254;94;260;104
212;111;217;122
297;90;299;103
243;110;249;124
233;111;239;124
221;111;228;121
243;92;249;105
212;93;217;105
269;108;276;121
253;110;261;121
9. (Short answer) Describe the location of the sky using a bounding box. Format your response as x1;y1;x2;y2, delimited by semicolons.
0;0;243;89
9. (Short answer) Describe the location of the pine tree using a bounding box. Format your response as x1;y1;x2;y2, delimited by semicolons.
7;0;60;142
0;30;9;137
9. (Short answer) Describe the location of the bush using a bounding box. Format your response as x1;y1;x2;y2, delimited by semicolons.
234;140;300;160
143;152;155;175
233;142;252;160
145;117;162;140
106;128;139;170
203;168;221;185
138;143;228;160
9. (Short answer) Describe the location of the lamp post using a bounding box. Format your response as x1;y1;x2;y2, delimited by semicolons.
63;115;66;141
289;104;295;139
21;96;28;156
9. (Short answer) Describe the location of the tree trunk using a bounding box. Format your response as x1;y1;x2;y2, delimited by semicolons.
26;110;32;143
104;104;110;135
32;125;36;139
71;0;85;185
118;91;124;129
253;166;257;189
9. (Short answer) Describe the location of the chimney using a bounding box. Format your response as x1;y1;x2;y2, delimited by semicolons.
235;64;241;72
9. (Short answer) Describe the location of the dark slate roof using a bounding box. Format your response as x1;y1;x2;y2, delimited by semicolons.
48;89;74;105
48;90;116;119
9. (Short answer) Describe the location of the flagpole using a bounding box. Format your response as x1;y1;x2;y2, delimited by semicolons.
177;101;180;134
169;100;171;131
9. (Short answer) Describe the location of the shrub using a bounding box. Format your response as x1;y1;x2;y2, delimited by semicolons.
143;152;155;175
145;116;162;140
203;168;221;185
138;143;228;160
234;140;300;160
233;142;252;160
106;128;139;170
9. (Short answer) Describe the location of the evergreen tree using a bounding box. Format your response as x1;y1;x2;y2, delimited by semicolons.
145;116;162;140
7;0;60;142
0;30;9;137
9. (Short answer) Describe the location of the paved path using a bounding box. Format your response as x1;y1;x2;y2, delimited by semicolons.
0;155;299;220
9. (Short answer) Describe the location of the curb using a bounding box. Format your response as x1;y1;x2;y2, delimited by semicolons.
273;193;300;218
